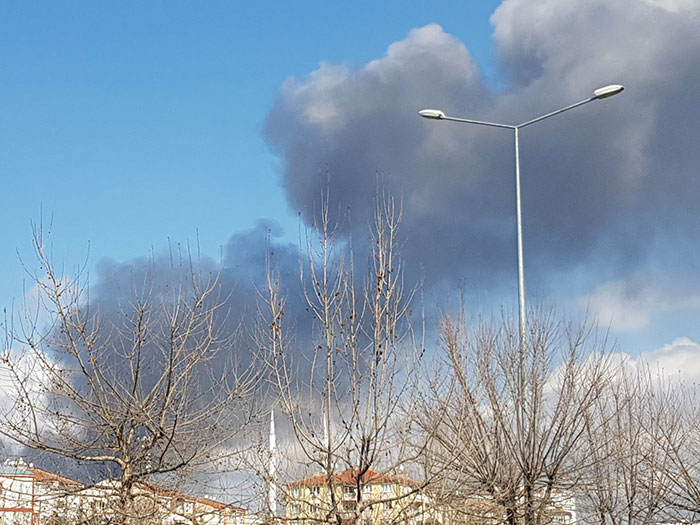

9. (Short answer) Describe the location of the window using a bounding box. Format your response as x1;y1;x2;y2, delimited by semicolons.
382;501;392;510
381;483;392;493
311;486;320;496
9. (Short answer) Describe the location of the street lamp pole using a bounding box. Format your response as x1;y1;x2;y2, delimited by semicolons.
514;126;525;354
418;84;624;410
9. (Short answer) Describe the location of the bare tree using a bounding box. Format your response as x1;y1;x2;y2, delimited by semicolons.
257;185;429;524
0;224;259;524
576;361;678;524
648;375;700;522
419;308;614;525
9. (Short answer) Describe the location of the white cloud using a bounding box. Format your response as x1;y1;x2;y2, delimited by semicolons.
582;275;700;332
615;337;700;384
547;337;700;397
644;0;698;13
0;345;65;447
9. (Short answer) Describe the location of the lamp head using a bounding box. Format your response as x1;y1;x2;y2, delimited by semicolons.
593;85;624;99
418;109;446;119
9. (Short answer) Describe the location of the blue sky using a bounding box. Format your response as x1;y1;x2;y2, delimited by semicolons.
1;0;499;299
3;0;700;368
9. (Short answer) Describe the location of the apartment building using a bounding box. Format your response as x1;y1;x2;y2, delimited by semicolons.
284;469;579;525
0;458;256;525
285;468;439;525
0;458;84;525
435;488;576;525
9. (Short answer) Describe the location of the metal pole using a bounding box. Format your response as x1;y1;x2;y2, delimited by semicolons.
514;127;526;362
418;90;620;397
514;125;531;523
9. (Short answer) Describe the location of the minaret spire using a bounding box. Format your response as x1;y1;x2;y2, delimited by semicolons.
268;409;277;516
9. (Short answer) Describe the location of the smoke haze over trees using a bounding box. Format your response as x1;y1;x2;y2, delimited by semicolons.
2;0;700;522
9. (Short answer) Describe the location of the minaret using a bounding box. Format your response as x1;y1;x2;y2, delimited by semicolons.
268;409;277;516
323;415;335;473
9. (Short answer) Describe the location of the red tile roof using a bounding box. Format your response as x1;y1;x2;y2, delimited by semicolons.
3;464;246;515
287;468;419;488
26;466;82;486
136;481;247;513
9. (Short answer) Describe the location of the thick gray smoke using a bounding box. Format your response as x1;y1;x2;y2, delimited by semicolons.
70;0;700;372
20;0;699;384
264;0;700;300
4;0;700;494
89;220;307;371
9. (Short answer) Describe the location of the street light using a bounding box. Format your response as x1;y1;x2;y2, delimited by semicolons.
418;84;624;400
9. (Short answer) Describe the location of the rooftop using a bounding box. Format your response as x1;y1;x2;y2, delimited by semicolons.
287;468;419;488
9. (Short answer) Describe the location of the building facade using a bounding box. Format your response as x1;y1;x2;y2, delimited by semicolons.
0;458;256;525
285;469;439;525
0;458;84;525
